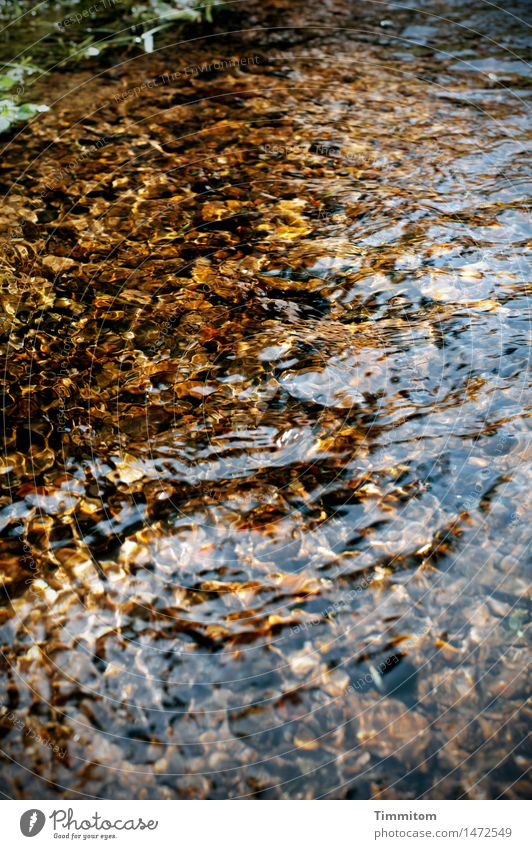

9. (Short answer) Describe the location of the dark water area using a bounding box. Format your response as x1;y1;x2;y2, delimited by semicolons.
0;0;530;799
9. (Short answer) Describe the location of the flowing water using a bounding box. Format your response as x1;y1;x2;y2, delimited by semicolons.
0;0;530;799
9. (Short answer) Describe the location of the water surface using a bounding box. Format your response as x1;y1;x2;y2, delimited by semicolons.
0;0;530;799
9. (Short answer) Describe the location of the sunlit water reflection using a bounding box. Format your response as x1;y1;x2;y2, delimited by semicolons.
0;0;530;799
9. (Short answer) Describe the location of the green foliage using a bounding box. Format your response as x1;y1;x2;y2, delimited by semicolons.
0;64;48;134
0;1;222;133
0;98;48;133
122;1;220;52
